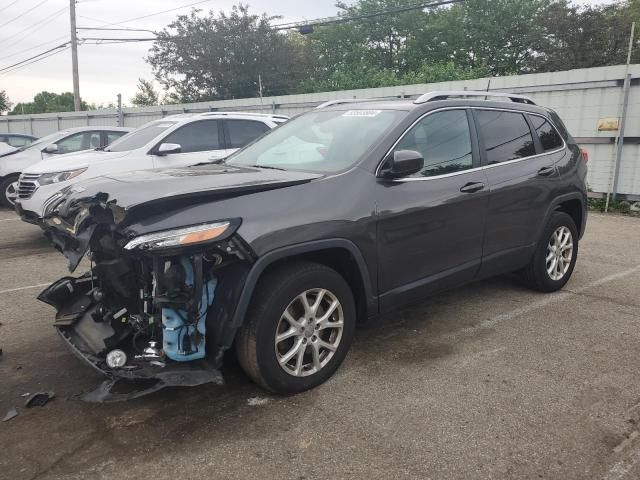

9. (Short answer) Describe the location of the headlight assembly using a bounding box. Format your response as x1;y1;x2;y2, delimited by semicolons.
124;221;232;251
38;168;87;186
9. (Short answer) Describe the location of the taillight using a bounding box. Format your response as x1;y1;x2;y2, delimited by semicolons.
580;148;589;163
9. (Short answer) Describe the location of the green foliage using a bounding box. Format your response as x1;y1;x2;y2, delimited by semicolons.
0;90;11;113
131;78;160;106
9;91;88;115
147;4;309;102
145;0;640;99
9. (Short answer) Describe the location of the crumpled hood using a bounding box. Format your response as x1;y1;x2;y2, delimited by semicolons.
23;150;131;174
51;164;322;215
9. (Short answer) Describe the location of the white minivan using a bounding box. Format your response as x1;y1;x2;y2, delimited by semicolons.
15;112;288;222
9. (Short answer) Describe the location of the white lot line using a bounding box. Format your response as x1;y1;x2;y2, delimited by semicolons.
0;217;20;222
447;264;640;340
0;283;51;295
604;445;640;480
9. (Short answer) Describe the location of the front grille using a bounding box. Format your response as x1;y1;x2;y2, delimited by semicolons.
18;173;40;199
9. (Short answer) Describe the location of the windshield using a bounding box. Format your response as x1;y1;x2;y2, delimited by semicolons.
226;109;406;173
106;121;176;152
22;131;65;151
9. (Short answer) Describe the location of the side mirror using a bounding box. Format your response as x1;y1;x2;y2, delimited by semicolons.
44;144;59;154
156;143;182;156
379;150;424;179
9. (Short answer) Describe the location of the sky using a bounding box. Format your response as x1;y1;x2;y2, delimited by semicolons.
0;0;624;107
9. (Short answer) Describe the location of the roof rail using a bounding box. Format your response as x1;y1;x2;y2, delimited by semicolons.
315;98;395;109
414;91;536;105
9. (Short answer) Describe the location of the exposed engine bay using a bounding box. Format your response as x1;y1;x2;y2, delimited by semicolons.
38;193;255;402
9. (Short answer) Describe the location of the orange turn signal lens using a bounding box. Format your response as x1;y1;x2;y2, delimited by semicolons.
179;224;229;245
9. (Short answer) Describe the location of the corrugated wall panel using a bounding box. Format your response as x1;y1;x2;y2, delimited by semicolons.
1;64;640;195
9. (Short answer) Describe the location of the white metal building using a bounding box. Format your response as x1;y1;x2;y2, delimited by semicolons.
1;64;639;197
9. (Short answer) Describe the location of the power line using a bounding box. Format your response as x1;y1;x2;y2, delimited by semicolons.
273;0;464;30
0;0;22;11
0;6;68;50
0;44;71;76
80;0;215;30
0;0;50;29
0;42;69;74
77;26;156;33
0;35;68;62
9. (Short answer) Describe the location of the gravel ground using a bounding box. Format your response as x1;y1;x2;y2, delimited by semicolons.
0;209;639;480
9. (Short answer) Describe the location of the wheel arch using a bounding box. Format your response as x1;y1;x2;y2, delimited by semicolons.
230;239;377;329
539;192;587;241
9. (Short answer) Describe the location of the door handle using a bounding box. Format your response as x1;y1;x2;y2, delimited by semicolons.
460;182;485;193
537;166;555;177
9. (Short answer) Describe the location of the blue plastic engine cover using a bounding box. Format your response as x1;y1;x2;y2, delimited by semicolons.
162;257;216;362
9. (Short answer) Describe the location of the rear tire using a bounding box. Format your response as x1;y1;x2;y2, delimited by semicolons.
0;174;19;207
236;261;356;394
523;211;578;292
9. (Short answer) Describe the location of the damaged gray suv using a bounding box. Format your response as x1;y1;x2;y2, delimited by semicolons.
37;91;588;400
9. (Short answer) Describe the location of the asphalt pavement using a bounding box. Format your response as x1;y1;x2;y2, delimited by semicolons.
1;208;639;480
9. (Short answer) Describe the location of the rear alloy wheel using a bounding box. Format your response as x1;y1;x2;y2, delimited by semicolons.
0;175;19;207
523;211;579;292
546;226;574;281
237;261;356;394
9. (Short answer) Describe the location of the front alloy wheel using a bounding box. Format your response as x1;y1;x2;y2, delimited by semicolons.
5;181;18;206
237;261;356;394
275;288;344;377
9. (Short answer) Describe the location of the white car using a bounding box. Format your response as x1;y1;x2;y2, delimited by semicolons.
0;126;130;206
0;142;18;157
15;112;288;221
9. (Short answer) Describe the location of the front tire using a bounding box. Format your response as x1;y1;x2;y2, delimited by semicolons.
236;261;356;394
0;174;19;207
523;211;579;292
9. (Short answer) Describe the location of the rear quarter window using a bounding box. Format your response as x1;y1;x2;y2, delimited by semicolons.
530;116;563;152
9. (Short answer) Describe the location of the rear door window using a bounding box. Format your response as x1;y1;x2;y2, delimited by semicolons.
475;110;536;164
56;131;101;154
161;120;221;153
104;131;127;147
225;120;269;148
530;116;563;152
395;109;474;177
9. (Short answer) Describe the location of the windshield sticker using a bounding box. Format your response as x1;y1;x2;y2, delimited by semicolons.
342;110;382;117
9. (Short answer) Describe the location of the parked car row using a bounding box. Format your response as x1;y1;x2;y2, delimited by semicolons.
0;112;287;211
3;95;588;402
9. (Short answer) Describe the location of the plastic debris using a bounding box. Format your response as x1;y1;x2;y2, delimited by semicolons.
2;407;18;422
24;391;55;408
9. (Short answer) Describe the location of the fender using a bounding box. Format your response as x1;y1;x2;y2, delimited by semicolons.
230;238;377;328
538;191;587;241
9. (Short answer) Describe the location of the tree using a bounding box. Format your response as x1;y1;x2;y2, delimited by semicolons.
0;90;11;114
147;4;310;102
9;91;88;115
538;2;636;71
131;78;160;106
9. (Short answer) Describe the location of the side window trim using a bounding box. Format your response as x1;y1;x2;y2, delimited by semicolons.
377;106;474;177
466;109;482;169
524;114;544;155
218;118;231;150
526;113;567;154
150;119;221;154
376;106;568;181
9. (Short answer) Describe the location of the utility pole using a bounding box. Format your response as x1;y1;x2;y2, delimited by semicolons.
258;74;263;104
69;0;81;111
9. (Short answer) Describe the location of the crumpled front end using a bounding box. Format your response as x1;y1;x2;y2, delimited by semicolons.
38;192;254;402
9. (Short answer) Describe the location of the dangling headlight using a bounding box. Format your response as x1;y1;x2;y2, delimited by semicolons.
124;221;232;251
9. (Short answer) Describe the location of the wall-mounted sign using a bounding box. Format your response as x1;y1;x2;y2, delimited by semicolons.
597;118;619;131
